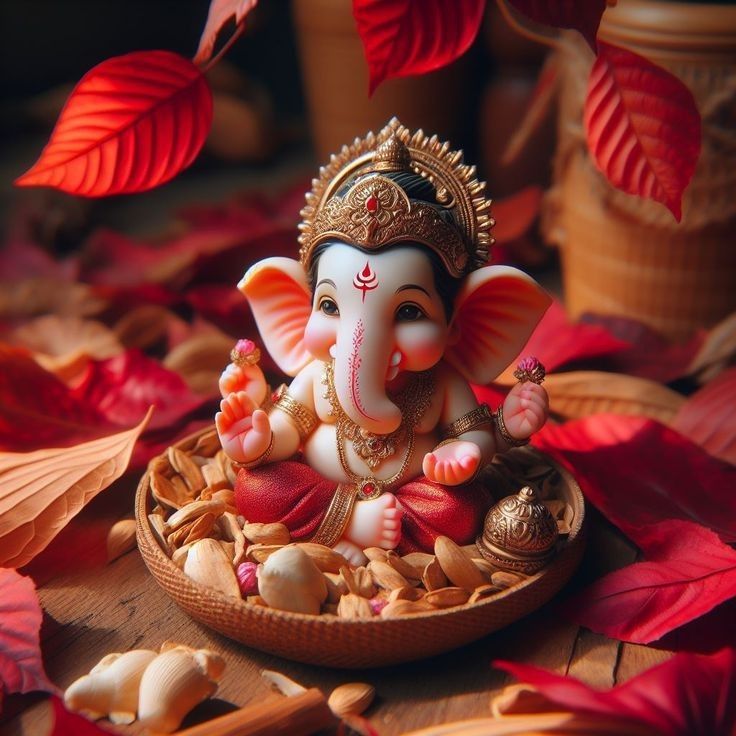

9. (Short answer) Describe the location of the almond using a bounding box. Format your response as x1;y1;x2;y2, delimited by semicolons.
401;551;434;569
468;584;501;603
165;500;226;532
380;599;432;618
202;462;230;492
386;550;421;583
191;429;221;457
388;586;423;603
150;471;186;510
168;447;206;494
423;586;470;609
148;513;172;555
434;536;486;592
106;519;137;563
337;593;373;620
181;512;216;545
368;560;409;590
245;543;284;563
183;538;241;598
295;543;350;573
340;566;376;599
324;573;349;603
470;557;497;581
491;571;525;589
328;683;375;718
421;558;448;591
243;522;291;546
362;547;388;562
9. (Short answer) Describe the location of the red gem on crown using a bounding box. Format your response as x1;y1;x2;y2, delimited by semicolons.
366;195;379;213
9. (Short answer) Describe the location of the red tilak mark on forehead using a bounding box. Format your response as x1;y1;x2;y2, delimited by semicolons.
353;261;378;303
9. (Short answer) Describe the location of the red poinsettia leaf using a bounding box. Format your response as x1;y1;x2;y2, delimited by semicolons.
15;51;213;197
672;367;736;466
353;0;485;94
655;597;736;655
194;0;258;66
0;569;56;698
0;345;115;452
534;414;736;547
566;520;736;644
50;696;115;735
580;312;704;383
491;186;542;243
584;42;701;221
70;350;214;432
507;0;606;52
507;301;630;378
495;647;736;736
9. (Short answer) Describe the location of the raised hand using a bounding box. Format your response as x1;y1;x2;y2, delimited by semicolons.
215;391;272;464
500;381;549;443
423;440;482;486
218;362;267;405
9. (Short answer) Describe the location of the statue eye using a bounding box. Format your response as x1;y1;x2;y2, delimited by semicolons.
319;297;339;316
396;303;426;322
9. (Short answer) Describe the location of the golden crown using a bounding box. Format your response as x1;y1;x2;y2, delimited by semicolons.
298;118;495;278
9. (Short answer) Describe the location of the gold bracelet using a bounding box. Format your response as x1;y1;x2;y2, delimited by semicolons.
309;483;357;548
231;432;275;470
269;385;319;441
494;405;529;447
441;403;494;440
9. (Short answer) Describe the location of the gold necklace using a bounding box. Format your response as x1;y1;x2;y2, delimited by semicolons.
322;361;433;499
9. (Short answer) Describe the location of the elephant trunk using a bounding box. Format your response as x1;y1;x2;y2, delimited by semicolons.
332;318;401;436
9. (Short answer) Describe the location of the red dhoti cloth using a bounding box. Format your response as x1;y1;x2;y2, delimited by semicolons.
234;460;492;554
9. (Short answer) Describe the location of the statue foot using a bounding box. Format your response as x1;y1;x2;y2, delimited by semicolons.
333;539;367;567
344;493;403;551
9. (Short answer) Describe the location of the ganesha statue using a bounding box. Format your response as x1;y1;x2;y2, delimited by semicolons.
215;119;551;564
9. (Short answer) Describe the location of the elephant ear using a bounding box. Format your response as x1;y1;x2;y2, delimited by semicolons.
238;257;313;377
446;265;551;384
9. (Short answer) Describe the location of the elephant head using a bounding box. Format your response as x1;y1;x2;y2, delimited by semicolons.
239;243;549;435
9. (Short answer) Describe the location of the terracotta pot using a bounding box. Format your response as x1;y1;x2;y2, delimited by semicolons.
292;0;472;162
544;0;736;340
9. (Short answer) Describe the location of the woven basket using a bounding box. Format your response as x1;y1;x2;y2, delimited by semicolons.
135;427;585;668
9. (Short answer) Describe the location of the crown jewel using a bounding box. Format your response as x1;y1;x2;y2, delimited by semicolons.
298;118;495;278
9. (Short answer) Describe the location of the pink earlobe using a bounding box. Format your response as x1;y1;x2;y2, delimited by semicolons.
238;257;313;377
446;266;551;384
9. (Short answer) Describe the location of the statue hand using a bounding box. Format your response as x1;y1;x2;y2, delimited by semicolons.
423;440;481;486
218;363;266;401
215;391;272;464
501;382;549;442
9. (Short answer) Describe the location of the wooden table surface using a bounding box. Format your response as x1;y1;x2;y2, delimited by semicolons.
2;471;671;736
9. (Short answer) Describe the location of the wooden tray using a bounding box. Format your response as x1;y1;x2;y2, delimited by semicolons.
135;427;585;668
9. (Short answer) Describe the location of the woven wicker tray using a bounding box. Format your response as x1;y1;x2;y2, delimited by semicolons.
135;427;585;668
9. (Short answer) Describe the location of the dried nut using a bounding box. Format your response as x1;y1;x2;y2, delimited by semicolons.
149;514;172;555
165;500;226;532
324;572;349;603
386;550;421;583
468;584;502;603
362;547;388;562
491;571;525;589
211;488;236;507
544;499;567;518
423;587;470;609
368;560;409;590
434;536;486;592
422;558;448;591
171;543;194;569
170;475;193;504
246;543;284;563
202;462;230;491
138;645;225;734
181;512;217;546
106;519;137;563
380;599;431;618
219;540;235;560
402;552;435;570
262;669;307;697
471;557;497;581
388;586;423;603
340;566;376;599
243;522;291;546
167;520;197;549
328;682;375;719
337;593;374;620
168;447;206;494
64;649;158;724
257;546;328;615
192;429;221;457
183;538;241;598
151;472;186;510
295;542;350;573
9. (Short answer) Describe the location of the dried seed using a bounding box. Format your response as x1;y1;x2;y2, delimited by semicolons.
423;587;470;609
165;500;226;532
328;683;375;719
183;538;241;598
167;519;197;548
491;571;525;589
468;584;501;603
362;547;388;562
150;471;185;510
422;558;448;591
295;543;350;573
212;489;236;508
324;573;349;603
171;543;194;569
243;522;291;546
386;550;421;583
544;499;567;519
388;586;423;603
148;513;172;555
170;475;194;504
380;599;431;618
368;560;409;590
434;536;486;592
202;463;230;492
470;557;497;581
106;519;137;563
181;512;216;545
340;566;376;599
337;593;373;620
192;429;221;457
246;544;284;563
401;552;434;569
168;447;206;494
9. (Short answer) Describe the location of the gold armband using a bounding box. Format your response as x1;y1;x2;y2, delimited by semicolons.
494;405;529;447
441;403;494;440
270;384;319;441
309;483;357;548
231;432;274;470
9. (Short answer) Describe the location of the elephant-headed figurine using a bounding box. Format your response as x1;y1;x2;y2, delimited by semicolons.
216;119;551;565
